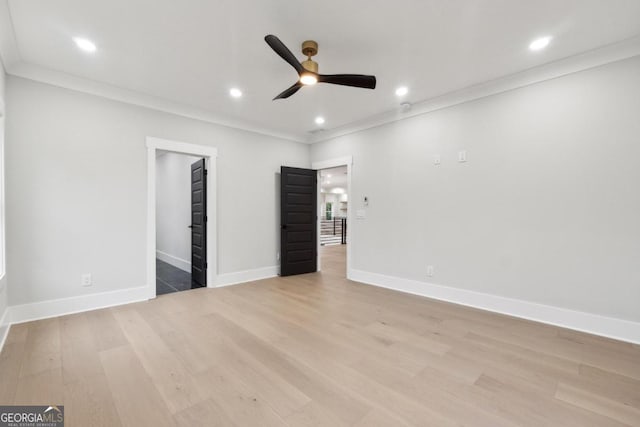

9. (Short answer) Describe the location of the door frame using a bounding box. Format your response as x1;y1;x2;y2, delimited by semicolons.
146;136;218;299
312;156;353;279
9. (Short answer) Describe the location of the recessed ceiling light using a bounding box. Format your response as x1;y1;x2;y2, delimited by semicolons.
395;86;408;96
73;37;96;53
315;116;325;125
229;88;242;98
529;36;552;51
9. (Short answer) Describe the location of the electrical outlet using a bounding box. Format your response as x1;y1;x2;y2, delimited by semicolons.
434;155;441;165
427;265;434;277
81;273;92;287
276;252;280;261
458;150;467;162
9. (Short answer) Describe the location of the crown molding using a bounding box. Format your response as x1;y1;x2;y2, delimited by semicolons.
4;61;308;143
0;2;308;143
2;0;639;146
310;35;640;143
0;0;19;69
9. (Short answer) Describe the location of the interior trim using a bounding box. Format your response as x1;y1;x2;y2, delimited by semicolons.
0;304;9;352
146;136;218;299
215;265;279;288
310;35;640;143
1;34;638;145
7;285;149;325
312;156;354;278
350;269;640;345
5;62;308;143
156;250;191;273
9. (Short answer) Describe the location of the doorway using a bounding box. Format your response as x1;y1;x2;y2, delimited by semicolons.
155;151;207;295
279;159;352;279
146;137;217;299
312;156;353;279
318;166;348;277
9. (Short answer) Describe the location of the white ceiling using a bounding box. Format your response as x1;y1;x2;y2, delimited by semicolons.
320;166;348;193
2;0;640;142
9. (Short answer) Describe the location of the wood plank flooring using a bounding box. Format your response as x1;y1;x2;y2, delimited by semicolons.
1;244;639;426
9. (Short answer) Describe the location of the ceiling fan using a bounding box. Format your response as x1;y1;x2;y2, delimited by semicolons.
264;34;377;100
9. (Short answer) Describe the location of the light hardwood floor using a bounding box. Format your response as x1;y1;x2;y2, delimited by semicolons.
1;244;639;426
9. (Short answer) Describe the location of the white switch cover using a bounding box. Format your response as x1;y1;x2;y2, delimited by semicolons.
427;266;434;277
81;273;92;287
458;150;467;162
356;209;366;219
434;155;441;165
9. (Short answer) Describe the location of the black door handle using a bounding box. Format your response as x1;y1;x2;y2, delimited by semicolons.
188;225;193;229
281;224;288;230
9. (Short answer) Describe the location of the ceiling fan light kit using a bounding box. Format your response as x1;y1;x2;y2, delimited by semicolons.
300;41;319;85
264;34;377;100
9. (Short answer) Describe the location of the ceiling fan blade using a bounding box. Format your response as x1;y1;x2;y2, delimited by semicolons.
264;35;304;74
273;82;303;100
318;74;377;89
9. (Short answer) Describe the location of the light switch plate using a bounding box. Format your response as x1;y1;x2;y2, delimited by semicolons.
434;155;441;165
458;150;467;162
81;273;92;287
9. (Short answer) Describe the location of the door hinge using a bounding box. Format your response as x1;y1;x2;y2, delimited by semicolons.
204;216;208;222
205;262;208;268
204;169;208;175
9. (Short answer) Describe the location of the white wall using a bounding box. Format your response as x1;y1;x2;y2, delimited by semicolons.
338;193;348;217
5;76;309;306
0;55;8;340
3;54;639;341
0;54;5;104
155;151;200;271
311;56;640;324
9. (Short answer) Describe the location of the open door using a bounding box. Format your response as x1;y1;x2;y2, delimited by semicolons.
191;158;207;286
280;166;317;276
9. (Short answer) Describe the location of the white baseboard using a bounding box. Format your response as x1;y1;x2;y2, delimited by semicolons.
156;250;191;273
0;306;10;353
0;283;9;351
8;286;150;325
350;269;640;345
215;266;279;288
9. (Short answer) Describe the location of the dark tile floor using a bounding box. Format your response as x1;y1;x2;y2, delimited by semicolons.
156;259;204;296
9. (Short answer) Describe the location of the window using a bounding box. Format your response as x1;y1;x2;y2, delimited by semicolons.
325;202;332;220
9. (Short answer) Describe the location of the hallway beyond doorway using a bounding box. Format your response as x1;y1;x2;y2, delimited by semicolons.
156;259;203;296
319;165;348;247
320;244;346;278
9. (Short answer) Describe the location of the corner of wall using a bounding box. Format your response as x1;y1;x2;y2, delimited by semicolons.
0;279;9;351
0;44;8;351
